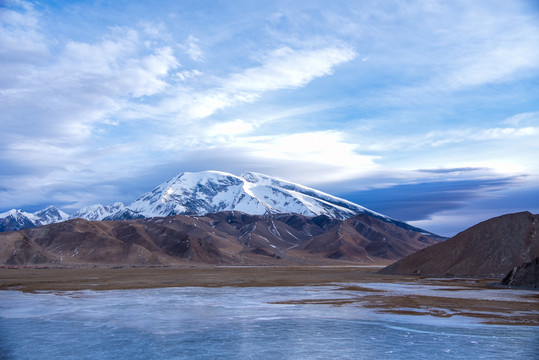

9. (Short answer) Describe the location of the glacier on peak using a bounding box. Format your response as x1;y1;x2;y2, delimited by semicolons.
0;170;434;235
127;170;390;222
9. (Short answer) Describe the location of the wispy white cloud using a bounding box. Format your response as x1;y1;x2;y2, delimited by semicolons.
1;22;180;143
353;123;538;152
160;45;357;120
424;126;539;147
502;111;539;126
0;0;48;61
182;35;204;62
449;3;539;89
175;69;202;82
474;127;538;140
346;0;539;107
226;46;356;92
59;28;180;98
443;33;539;90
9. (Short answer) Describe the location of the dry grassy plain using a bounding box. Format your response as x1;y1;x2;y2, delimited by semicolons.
0;265;392;291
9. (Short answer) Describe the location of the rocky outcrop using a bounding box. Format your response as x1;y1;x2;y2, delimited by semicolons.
379;212;539;278
501;257;539;289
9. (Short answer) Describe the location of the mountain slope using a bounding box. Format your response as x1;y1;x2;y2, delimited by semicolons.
0;211;440;267
379;212;539;278
128;171;437;235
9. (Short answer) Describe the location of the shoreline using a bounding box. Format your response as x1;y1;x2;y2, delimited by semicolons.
1;266;537;326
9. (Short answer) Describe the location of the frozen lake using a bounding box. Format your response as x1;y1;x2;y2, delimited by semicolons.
1;285;537;359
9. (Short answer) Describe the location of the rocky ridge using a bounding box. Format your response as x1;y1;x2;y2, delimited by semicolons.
0;211;440;267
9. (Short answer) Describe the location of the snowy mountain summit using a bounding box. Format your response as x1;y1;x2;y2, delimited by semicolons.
0;171;435;235
69;202;144;222
130;171;385;220
0;206;68;232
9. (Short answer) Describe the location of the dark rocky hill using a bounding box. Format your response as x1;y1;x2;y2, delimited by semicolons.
0;211;440;267
379;212;539;278
501;257;538;289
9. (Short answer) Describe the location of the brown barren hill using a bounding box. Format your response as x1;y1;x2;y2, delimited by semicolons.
379;212;539;278
297;214;439;261
0;211;441;267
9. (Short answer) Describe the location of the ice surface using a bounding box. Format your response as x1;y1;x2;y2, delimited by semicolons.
1;285;537;359
358;282;539;302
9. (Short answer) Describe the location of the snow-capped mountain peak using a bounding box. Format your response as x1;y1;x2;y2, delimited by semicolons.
0;171;436;236
70;202;128;221
129;171;256;217
33;205;69;225
0;206;69;232
129;170;388;221
0;209;35;222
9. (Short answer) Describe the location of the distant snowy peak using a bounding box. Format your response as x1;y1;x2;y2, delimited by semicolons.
129;170;388;222
34;206;69;225
0;206;68;232
0;209;36;232
69;202;145;222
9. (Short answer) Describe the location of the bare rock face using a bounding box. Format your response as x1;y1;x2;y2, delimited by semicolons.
0;211;441;267
379;212;539;278
501;258;539;289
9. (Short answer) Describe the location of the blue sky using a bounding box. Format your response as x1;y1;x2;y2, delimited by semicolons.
1;0;538;236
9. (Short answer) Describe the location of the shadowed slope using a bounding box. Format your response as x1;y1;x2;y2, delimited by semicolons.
298;214;439;261
379;212;539;277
